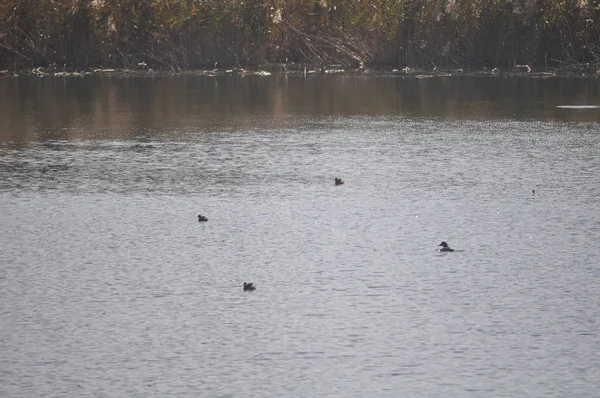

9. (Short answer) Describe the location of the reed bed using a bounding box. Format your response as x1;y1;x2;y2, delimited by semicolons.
1;0;598;72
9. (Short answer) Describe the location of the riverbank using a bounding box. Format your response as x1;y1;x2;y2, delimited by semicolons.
2;1;599;76
1;63;598;79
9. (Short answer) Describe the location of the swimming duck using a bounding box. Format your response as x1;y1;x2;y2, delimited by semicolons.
438;241;454;252
244;282;256;291
198;215;208;222
334;178;344;185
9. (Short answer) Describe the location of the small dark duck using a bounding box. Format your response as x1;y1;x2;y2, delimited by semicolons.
334;177;344;185
438;241;454;252
198;215;208;222
244;282;256;291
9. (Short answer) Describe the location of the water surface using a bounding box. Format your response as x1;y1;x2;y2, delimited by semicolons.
1;75;600;397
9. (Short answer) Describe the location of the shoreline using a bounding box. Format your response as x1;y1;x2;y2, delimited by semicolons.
1;63;599;79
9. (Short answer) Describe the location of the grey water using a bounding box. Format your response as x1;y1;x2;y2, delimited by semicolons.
1;75;600;397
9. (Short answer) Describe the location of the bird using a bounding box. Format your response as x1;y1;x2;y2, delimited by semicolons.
438;241;454;252
198;215;208;222
244;282;256;291
334;177;344;185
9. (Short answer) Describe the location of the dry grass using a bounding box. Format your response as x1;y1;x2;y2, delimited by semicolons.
1;0;599;71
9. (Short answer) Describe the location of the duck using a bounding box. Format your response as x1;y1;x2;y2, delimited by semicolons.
198;215;208;222
438;241;454;252
244;282;256;291
334;177;344;185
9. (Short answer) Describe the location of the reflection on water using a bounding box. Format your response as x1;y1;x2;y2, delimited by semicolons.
1;77;600;397
1;75;600;143
557;105;600;109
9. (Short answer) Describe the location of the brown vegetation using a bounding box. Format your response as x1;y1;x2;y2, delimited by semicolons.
1;0;599;72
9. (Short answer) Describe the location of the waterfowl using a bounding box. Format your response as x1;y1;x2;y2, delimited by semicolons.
198;215;208;222
334;177;344;185
244;282;256;291
438;241;454;252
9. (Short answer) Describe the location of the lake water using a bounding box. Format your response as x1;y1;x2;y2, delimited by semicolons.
1;75;600;397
